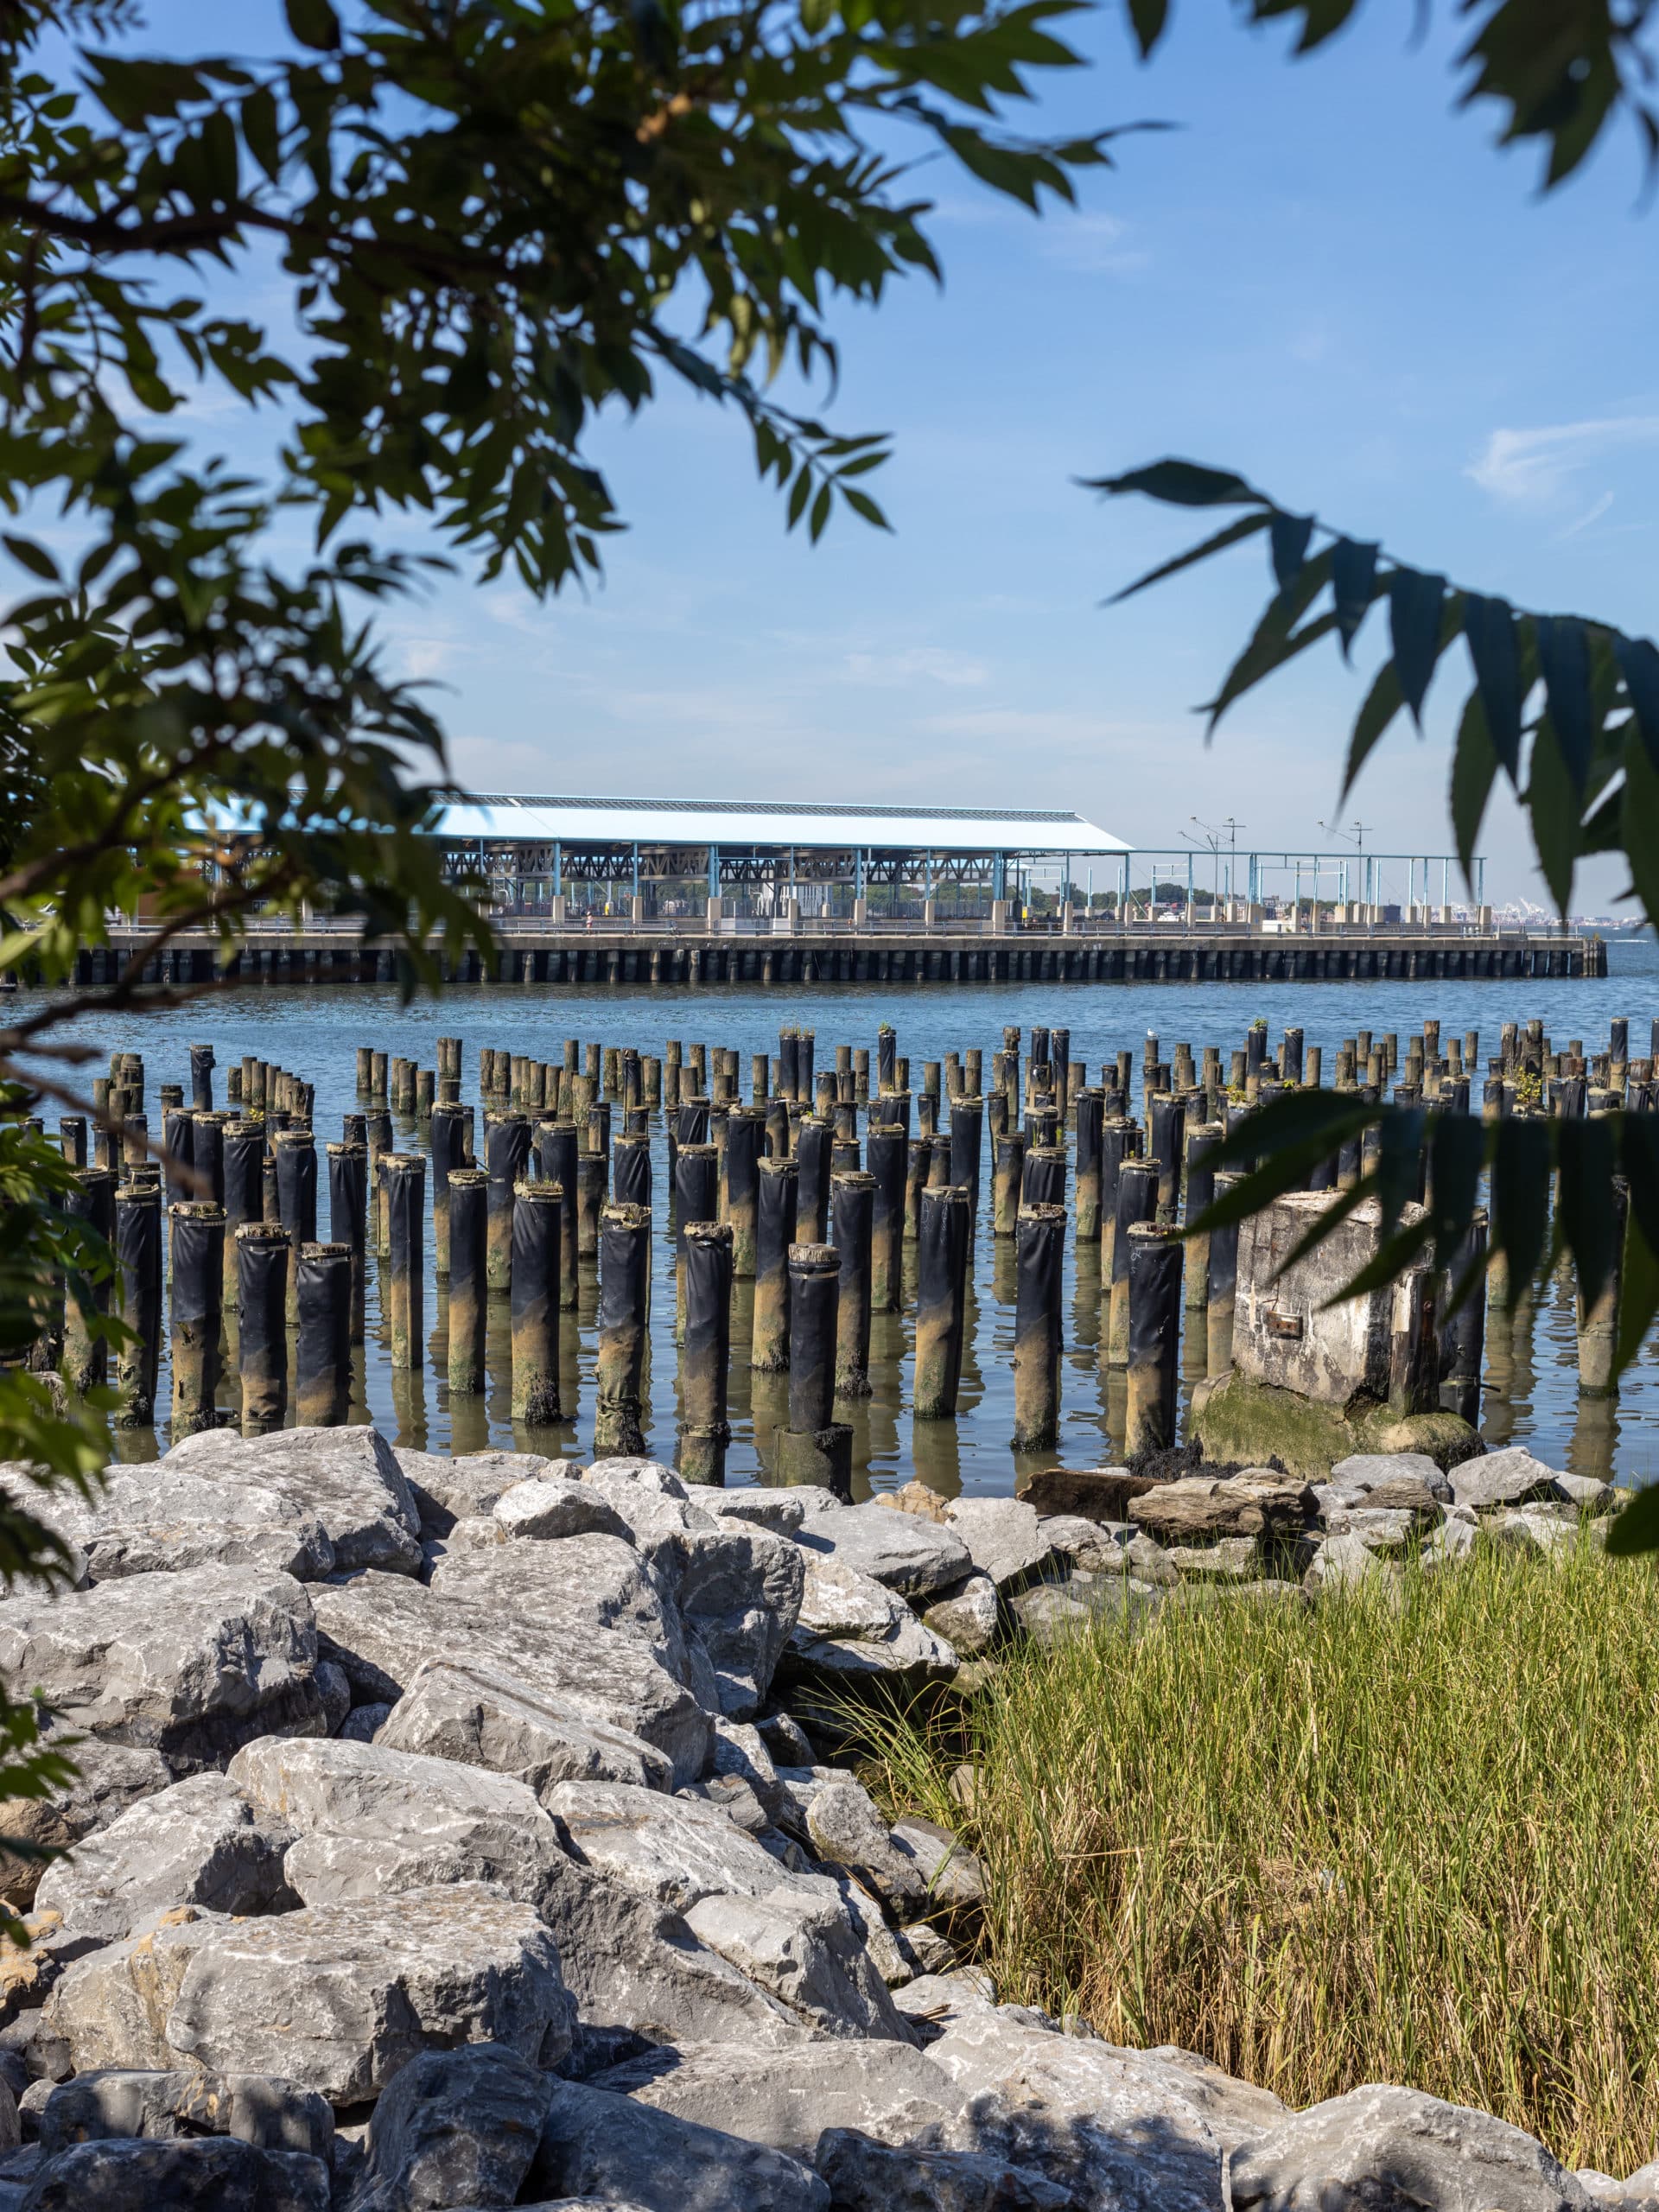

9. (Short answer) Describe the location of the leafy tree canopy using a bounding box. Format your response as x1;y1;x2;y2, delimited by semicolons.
0;0;1113;1904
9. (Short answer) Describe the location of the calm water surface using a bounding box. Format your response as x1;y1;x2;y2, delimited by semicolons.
34;939;1659;1497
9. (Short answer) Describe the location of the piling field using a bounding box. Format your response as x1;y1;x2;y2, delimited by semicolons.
36;1009;1656;1488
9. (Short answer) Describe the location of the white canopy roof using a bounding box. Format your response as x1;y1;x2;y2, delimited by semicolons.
435;793;1126;856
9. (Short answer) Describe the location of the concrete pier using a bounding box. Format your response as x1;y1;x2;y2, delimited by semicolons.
78;918;1607;992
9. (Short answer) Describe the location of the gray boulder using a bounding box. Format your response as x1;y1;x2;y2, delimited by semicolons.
600;2037;960;2157
226;1736;569;1914
941;1498;1054;1591
0;1734;172;1910
1326;1452;1448;1501
1447;1447;1570;1516
1420;1517;1478;1573
897;1974;1233;2210
1230;2083;1596;2211
36;2067;210;2151
525;2075;830;2212
563;1473;806;1719
537;1861;810;2063
0;1567;322;1766
13;2133;328;2211
1008;1573;1160;1647
803;1782;927;1915
431;1531;694;1680
337;1702;391;1743
313;1661;351;1735
545;1781;910;2043
312;1568;710;1788
783;1558;957;1690
1129;1475;1314;1547
675;1522;804;1720
709;1722;785;1824
40;1465;336;1585
923;1575;999;1656
164;1427;422;1576
1489;1507;1582;1557
43;1910;229;2075
1580;2162;1659;2210
796;1506;972;1600
49;1887;572;2106
37;2068;331;2161
493;1478;632;1544
816;2129;1071;2209
348;2043;553;2212
378;1657;673;1795
1164;1535;1262;1582
891;1818;984;1912
33;1775;294;1942
1556;1472;1614;1515
701;1491;809;1537
1034;1514;1135;1569
394;1449;568;1533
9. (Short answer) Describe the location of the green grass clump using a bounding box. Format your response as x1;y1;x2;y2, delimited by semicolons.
858;1543;1659;2174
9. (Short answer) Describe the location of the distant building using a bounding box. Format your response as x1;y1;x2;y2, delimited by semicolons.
432;793;1126;919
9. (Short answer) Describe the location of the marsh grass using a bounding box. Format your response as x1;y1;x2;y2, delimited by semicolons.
855;1541;1659;2173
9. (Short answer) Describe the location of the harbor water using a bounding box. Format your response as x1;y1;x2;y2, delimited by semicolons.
37;939;1659;1496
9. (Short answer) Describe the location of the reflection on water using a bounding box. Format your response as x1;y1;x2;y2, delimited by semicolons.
44;940;1659;1496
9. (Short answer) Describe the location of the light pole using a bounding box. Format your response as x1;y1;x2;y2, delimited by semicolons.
1318;819;1374;912
1188;817;1244;916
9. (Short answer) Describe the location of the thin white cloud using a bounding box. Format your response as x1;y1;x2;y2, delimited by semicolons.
1466;416;1659;503
916;706;1157;745
1040;213;1149;276
842;646;988;688
1559;490;1616;540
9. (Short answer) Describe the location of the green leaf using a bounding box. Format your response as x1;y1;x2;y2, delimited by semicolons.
1462;594;1522;775
1620;726;1659;934
1388;566;1447;726
242;85;283;181
3;537;60;583
1125;0;1170;56
1616;634;1659;769
1556;1112;1618;1313
1527;714;1580;916
1618;1114;1659;1374
1450;688;1499;885
1605;1478;1659;1556
1490;1117;1553;1312
1203;550;1335;732
1268;511;1313;592
1088;460;1263;509
284;0;341;50
1106;511;1270;606
1330;536;1379;659
1535;613;1594;792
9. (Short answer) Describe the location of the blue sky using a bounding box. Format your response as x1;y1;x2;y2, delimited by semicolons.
97;5;1659;906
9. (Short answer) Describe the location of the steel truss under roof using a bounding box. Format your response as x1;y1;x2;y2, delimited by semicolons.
434;793;1125;861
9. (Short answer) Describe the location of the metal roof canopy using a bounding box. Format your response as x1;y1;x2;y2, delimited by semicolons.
435;794;1126;857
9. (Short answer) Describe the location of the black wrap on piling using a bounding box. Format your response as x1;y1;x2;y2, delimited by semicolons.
237;1222;289;1433
1012;1202;1065;1452
914;1184;970;1420
296;1242;353;1427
